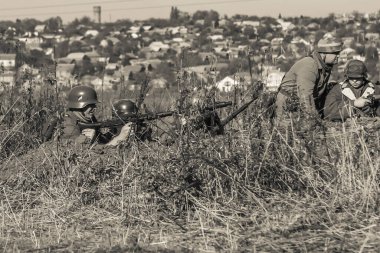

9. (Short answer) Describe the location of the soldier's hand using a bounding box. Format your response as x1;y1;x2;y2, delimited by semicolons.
354;97;371;108
81;128;96;139
118;122;133;139
106;123;133;146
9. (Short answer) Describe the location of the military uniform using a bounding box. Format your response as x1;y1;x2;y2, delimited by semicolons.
275;37;342;123
324;81;380;121
324;59;380;121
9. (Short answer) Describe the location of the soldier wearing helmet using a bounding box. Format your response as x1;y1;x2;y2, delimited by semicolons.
110;99;153;142
274;36;343;124
324;60;380;121
42;85;132;146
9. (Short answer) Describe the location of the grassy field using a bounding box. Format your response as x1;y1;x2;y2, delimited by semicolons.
0;80;380;252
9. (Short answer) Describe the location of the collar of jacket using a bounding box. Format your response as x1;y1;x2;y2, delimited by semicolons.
66;111;95;124
311;51;332;73
340;80;375;100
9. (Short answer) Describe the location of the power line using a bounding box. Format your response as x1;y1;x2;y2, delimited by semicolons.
0;0;261;19
0;0;139;12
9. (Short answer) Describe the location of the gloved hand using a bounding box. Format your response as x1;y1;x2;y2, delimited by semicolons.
106;123;133;146
81;128;96;140
354;97;371;108
118;123;133;139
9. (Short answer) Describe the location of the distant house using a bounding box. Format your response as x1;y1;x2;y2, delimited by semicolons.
148;41;170;52
34;24;46;34
365;33;380;41
215;76;241;92
208;34;224;41
276;19;295;31
129;59;162;72
339;48;356;63
84;29;99;37
265;70;285;92
66;52;85;62
18;36;44;49
0;53;16;86
307;22;320;31
56;63;75;86
241;20;260;27
271;38;284;47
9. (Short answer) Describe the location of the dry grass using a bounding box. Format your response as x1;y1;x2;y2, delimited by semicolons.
1;78;380;252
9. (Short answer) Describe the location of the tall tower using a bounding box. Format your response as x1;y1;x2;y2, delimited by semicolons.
93;6;101;24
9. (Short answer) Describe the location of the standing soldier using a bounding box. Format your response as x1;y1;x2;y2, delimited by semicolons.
42;85;132;146
274;36;343;123
324;60;380;121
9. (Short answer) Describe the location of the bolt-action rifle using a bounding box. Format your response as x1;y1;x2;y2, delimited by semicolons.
209;81;265;133
209;98;256;134
77;101;233;129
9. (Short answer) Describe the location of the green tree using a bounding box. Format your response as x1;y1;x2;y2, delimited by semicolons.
170;6;179;22
45;16;62;33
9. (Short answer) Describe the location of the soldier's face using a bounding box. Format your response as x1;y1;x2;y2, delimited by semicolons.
348;78;364;88
83;104;97;118
323;53;339;65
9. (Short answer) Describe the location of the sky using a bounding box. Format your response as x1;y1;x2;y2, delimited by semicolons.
0;0;379;24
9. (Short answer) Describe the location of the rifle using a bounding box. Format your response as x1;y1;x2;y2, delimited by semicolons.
209;98;256;134
197;101;232;112
368;94;380;104
77;111;175;128
77;101;233;129
207;81;265;134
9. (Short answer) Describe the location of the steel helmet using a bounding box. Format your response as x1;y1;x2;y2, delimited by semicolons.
344;60;367;79
112;99;137;117
67;85;98;109
316;37;343;53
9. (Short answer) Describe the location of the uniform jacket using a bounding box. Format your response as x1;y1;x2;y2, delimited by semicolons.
324;80;380;121
277;51;333;116
42;111;110;144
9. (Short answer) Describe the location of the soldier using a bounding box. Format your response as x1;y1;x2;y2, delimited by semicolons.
324;60;380;121
42;85;132;146
111;99;153;142
274;36;343;123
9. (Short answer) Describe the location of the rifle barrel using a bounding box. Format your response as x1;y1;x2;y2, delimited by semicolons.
220;99;256;127
78;111;175;128
77;101;233;129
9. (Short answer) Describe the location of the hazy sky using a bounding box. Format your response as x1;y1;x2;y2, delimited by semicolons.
0;0;379;23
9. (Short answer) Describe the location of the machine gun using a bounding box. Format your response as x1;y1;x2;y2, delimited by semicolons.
77;101;233;129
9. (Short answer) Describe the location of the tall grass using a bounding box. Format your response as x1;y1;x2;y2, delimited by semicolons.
0;75;380;252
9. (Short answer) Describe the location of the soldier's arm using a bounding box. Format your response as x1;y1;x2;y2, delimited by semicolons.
324;85;354;121
295;60;319;114
374;85;380;116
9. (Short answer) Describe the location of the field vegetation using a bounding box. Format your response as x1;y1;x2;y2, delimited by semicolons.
0;71;380;252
